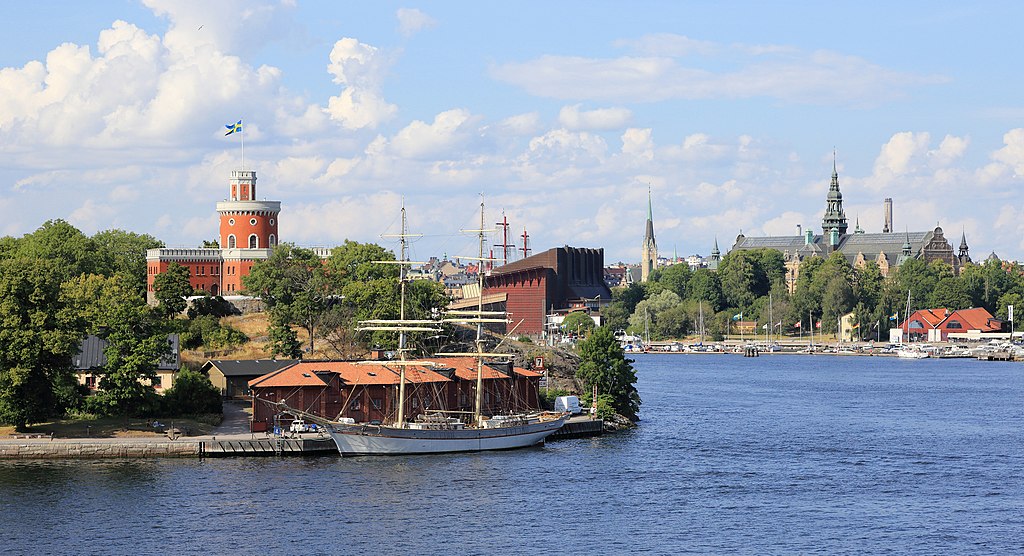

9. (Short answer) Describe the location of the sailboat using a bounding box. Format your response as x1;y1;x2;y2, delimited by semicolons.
317;200;567;455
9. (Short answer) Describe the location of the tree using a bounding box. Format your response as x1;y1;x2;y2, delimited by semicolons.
718;250;758;310
654;263;691;299
268;314;302;359
629;290;683;339
163;368;222;415
153;262;193;317
16;220;101;283
92;229;164;298
576;327;641;421
64;274;170;422
244;244;330;354
687;268;723;312
562;311;596;337
0;258;86;430
929;277;971;310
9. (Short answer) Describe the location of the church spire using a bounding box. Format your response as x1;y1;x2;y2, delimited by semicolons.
641;186;658;282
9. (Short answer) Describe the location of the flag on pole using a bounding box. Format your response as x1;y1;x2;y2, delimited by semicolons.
852;322;860;329
889;313;898;321
732;312;743;321
762;323;768;330
224;119;242;135
794;321;801;328
816;320;822;329
776;321;782;328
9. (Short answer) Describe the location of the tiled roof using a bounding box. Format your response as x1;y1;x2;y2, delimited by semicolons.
248;365;333;388
948;307;1000;331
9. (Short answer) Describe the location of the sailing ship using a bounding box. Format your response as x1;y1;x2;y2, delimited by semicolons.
305;200;567;455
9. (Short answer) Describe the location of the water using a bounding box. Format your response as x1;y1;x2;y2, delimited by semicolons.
3;354;1023;554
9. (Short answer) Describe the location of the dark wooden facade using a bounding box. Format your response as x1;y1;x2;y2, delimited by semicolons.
249;359;544;430
485;246;611;335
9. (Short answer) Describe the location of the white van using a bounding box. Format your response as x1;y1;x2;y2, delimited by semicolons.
554;395;582;415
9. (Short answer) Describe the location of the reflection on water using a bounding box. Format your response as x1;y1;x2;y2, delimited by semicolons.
2;355;1023;554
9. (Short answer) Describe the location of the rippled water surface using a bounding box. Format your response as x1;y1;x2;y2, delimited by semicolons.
3;354;1024;554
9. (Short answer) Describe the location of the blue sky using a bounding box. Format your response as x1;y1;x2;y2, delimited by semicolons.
2;1;1024;264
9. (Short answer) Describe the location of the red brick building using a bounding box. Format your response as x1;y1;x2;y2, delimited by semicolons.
474;246;612;336
146;170;329;301
899;307;1002;342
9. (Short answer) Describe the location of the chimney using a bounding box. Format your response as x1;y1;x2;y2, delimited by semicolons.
797;224;802;237
883;198;893;233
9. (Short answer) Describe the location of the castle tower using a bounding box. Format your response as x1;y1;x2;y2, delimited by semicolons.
821;158;849;236
216;170;281;250
640;188;658;282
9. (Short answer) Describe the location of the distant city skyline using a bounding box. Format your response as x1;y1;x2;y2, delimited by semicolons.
2;1;1024;264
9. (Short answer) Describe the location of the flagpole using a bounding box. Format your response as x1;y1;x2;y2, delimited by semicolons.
241;118;244;171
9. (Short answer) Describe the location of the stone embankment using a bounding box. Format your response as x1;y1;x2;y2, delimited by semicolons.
0;438;199;459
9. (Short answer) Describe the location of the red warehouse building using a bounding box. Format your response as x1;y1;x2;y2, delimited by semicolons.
474;246;612;336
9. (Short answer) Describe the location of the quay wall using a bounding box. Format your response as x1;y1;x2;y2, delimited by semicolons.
0;440;199;459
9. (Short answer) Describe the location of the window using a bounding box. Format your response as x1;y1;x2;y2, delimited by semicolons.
248;234;258;249
270;218;275;226
910;320;924;329
350;400;361;411
371;398;382;409
269;234;276;247
85;375;96;389
250;218;257;226
152;376;163;388
228;218;235;226
227;234;236;248
947;320;963;329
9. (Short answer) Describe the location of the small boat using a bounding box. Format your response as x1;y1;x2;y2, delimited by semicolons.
895;347;929;359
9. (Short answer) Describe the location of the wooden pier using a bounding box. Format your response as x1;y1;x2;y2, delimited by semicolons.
549;416;604;440
200;436;337;457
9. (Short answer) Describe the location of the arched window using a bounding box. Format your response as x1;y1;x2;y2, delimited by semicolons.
249;234;258;248
269;234;276;247
227;234;236;248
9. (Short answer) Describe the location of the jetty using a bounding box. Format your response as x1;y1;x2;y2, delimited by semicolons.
0;417;603;459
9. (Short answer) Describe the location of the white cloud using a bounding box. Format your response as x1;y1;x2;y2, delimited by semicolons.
325;38;398;129
496;112;541;136
396;8;437;37
992;128;1024;176
491;34;947;105
558;104;632;131
390;109;477;159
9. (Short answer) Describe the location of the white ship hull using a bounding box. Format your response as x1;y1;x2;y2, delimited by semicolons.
327;416;567;456
896;349;929;359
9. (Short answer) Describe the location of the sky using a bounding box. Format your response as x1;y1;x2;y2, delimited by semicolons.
2;1;1024;265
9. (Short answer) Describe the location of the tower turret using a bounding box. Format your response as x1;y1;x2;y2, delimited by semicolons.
821;157;849;236
217;170;281;250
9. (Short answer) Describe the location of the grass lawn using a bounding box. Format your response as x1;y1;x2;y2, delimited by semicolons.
0;414;221;439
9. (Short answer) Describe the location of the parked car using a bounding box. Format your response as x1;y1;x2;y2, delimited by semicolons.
289;419;317;433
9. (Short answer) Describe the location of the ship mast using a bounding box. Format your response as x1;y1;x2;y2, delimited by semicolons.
356;201;439;428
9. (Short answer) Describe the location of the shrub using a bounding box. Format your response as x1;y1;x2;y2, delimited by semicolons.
517;335;533;345
163;368;222;416
187;295;238;319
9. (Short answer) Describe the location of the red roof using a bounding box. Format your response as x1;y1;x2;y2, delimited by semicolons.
904;309;948;329
249;360;452;388
248;365;332;388
946;307;1001;331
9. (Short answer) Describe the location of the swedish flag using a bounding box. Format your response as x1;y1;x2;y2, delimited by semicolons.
224;120;242;136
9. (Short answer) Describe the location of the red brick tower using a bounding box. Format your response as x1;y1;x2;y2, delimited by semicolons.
216;170;280;249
